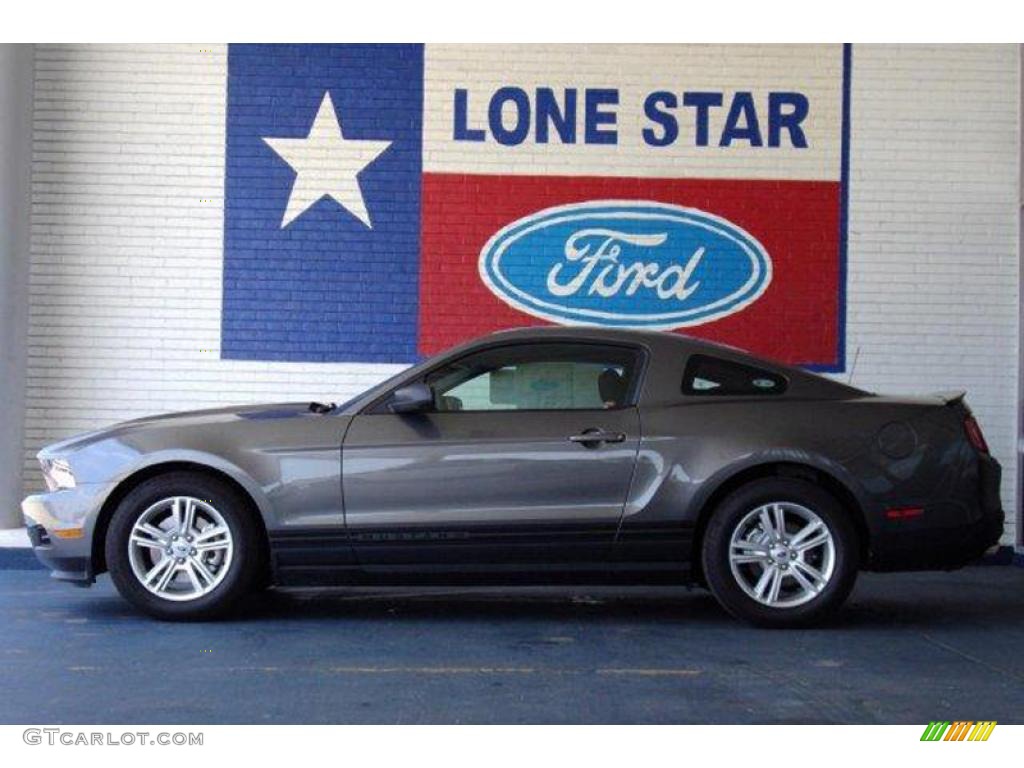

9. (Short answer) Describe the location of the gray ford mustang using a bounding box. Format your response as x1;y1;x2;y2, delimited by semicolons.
22;327;1003;626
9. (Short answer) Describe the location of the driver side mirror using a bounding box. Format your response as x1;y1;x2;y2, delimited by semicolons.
388;382;434;414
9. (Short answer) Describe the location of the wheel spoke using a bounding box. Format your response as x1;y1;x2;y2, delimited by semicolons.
157;561;180;592
789;520;823;547
183;561;203;592
139;522;168;540
189;556;217;587
143;557;172;585
732;540;766;553
758;508;776;539
789;563;818;595
144;557;178;592
793;559;826;590
130;534;166;550
753;565;775;599
731;553;768;565
184;561;214;593
173;497;189;531
772;504;787;539
194;525;228;542
793;531;830;552
181;498;196;535
194;539;230;553
130;523;167;549
767;568;784;603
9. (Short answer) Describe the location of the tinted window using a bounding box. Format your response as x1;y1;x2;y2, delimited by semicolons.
424;343;641;412
682;354;786;396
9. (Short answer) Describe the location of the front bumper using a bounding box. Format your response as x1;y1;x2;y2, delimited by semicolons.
21;483;111;585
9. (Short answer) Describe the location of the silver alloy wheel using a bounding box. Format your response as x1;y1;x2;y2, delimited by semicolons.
127;496;234;602
727;501;836;609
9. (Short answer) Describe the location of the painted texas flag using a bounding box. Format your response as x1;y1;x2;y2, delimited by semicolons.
222;44;849;370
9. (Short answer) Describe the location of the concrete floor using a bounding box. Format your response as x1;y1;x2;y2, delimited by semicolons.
0;560;1022;724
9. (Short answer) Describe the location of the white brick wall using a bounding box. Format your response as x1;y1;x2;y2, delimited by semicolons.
26;43;405;465
23;44;1021;545
843;44;1020;544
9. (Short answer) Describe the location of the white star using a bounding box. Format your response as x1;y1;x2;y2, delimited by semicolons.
263;92;392;228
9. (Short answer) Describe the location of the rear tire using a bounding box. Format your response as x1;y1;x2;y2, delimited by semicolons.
105;472;262;620
702;478;859;628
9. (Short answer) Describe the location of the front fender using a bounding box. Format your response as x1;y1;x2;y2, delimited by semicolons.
102;449;277;531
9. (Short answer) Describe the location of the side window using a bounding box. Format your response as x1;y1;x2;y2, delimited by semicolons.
424;343;641;412
682;354;787;396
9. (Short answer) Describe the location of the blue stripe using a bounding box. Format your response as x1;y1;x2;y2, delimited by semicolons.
221;44;424;363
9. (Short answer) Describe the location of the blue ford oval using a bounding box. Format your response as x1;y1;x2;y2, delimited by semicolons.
478;201;773;328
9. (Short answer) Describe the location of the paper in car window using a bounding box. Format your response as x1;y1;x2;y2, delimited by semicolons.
692;377;720;391
489;366;516;406
515;362;575;409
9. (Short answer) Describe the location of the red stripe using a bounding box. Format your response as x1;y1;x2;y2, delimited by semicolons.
419;173;841;367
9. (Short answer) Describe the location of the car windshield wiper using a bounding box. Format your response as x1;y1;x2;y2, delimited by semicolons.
308;401;336;414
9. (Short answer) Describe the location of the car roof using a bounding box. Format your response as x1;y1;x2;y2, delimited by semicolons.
487;325;756;360
487;325;698;346
344;326;866;413
483;326;867;400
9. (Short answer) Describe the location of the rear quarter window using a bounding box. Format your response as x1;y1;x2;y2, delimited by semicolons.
682;354;787;396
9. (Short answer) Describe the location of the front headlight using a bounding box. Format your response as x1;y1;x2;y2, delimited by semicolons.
41;458;76;491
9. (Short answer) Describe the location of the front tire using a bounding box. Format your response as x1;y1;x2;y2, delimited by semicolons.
702;478;859;628
105;472;262;620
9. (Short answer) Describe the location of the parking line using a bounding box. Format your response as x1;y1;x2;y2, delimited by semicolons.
597;668;702;677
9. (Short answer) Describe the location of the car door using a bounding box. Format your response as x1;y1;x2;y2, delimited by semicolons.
341;341;644;573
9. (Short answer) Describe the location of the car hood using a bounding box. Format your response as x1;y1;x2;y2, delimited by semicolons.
39;402;324;457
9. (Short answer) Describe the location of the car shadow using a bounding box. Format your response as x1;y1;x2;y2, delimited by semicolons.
61;569;1024;632
236;585;726;624
232;579;1024;632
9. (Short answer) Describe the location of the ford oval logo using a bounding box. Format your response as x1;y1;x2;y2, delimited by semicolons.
478;201;772;329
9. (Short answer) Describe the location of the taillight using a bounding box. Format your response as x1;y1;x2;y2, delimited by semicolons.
963;415;989;454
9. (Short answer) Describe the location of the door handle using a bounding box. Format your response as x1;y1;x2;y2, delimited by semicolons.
568;430;627;446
